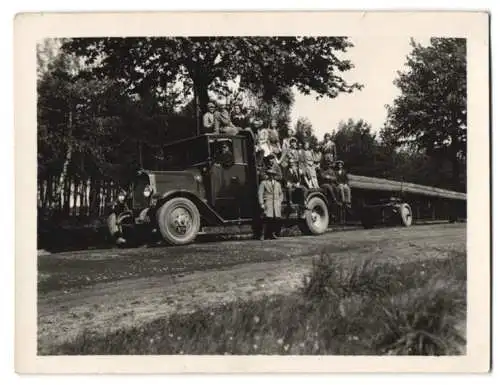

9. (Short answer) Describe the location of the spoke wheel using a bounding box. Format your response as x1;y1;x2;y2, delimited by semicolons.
157;197;200;245
300;196;329;235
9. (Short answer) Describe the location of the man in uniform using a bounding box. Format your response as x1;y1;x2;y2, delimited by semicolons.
258;168;283;240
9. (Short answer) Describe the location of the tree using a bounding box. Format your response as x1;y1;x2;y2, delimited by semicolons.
385;38;466;190
37;42;156;212
294;117;319;148
63;37;362;132
333;119;379;176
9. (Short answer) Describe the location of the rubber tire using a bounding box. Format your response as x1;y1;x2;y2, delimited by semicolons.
299;196;329;235
156;197;201;245
400;203;413;227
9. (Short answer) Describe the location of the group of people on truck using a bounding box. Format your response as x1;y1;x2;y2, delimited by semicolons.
203;101;352;240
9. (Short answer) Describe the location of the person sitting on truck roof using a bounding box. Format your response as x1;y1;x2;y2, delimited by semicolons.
202;102;216;133
214;102;239;135
231;104;247;129
228;104;256;141
334;160;351;208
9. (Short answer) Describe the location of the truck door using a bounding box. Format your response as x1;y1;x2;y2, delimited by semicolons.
209;137;254;220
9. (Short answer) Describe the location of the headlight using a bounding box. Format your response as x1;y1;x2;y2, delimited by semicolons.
117;192;126;203
143;185;153;198
194;175;202;183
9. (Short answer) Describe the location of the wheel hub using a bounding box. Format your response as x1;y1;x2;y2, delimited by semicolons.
171;208;192;235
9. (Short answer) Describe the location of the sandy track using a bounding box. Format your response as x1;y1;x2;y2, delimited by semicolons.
37;223;466;354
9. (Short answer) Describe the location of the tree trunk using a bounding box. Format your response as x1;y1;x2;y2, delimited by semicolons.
194;79;210;135
52;111;74;211
89;178;99;218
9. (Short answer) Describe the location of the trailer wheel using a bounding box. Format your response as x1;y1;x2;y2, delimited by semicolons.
400;203;413;227
299;196;329;235
157;197;200;245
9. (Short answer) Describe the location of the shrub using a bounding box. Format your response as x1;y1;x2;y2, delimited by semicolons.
373;278;466;355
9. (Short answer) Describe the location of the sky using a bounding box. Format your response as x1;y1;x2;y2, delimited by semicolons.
290;36;430;139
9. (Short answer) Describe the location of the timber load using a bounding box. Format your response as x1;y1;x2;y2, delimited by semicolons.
348;174;467;201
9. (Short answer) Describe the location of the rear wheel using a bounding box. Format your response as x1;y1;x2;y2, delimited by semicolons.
400;203;413;227
157;197;200;245
299;196;329;235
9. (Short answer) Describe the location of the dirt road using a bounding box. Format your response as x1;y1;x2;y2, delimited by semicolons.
38;223;466;354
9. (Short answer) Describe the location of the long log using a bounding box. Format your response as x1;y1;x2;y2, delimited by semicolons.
348;174;466;201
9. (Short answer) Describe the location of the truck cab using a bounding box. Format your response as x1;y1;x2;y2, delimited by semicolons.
109;132;259;245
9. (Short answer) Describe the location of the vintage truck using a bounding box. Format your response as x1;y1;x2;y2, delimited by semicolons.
106;131;423;246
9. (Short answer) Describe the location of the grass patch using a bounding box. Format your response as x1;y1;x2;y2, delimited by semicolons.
46;251;466;356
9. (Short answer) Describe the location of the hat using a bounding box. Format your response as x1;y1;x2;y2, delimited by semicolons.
289;136;298;143
334;160;344;168
207;102;215;108
265;168;278;175
253;117;263;126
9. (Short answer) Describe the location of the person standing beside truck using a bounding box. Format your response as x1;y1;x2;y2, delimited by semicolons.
258;168;283;240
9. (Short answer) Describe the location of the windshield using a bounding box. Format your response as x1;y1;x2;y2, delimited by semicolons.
141;134;249;171
142;136;210;171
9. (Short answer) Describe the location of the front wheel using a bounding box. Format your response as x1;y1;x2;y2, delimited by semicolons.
157;197;201;245
299;196;329;235
400;203;413;227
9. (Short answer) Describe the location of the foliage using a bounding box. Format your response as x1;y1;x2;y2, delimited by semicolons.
47;251;466;355
333;119;379;175
385;38;467;190
294;116;319;148
63;37;362;117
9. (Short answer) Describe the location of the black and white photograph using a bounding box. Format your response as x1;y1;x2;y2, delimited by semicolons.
15;11;490;373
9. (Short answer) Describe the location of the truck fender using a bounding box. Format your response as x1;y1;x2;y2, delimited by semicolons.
306;191;329;207
156;190;225;226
